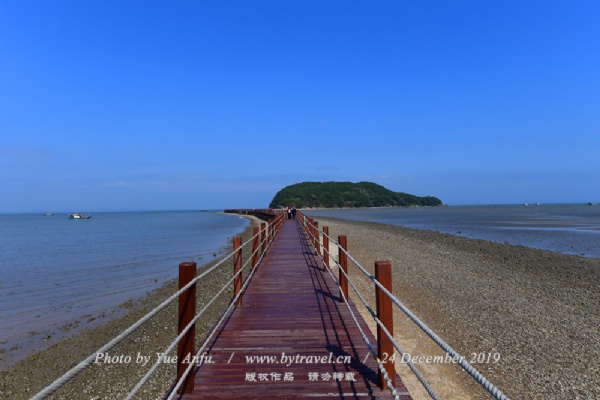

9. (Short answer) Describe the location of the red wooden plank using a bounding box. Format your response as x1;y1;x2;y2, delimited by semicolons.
175;219;412;400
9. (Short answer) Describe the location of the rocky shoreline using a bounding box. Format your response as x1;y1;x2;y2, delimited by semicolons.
315;217;599;400
0;218;261;400
1;216;598;399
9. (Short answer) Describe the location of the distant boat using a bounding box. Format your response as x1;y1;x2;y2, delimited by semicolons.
589;202;599;206
42;213;54;216
69;213;92;219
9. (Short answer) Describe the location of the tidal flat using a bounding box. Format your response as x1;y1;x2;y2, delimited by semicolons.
318;217;599;400
1;216;598;399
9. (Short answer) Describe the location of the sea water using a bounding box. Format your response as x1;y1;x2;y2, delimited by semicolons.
0;211;248;366
305;203;600;258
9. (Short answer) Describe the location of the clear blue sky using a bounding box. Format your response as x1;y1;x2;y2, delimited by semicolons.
1;0;599;212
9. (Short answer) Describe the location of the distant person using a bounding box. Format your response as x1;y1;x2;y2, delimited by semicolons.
291;206;296;219
287;206;292;219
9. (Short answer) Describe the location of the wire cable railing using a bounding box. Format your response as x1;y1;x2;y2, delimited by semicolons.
298;212;510;400
31;212;285;399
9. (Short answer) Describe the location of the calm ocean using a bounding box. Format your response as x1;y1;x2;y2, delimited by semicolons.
0;211;249;366
305;203;600;258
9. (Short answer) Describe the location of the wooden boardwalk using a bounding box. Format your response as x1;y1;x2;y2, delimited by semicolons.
179;219;412;399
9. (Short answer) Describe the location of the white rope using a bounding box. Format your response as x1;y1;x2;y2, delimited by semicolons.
331;251;440;400
341;244;510;400
31;222;273;400
128;225;274;398
303;223;437;398
310;217;510;400
125;243;260;398
30;269;205;399
167;219;283;398
298;221;401;399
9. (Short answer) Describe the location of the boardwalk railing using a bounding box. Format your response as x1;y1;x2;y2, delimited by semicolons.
224;208;283;221
31;211;285;400
297;211;510;400
31;207;509;399
165;211;286;398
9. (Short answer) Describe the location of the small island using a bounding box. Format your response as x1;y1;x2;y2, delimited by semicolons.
269;181;442;209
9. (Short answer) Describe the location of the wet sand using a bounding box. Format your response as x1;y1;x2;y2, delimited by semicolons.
0;217;262;399
2;216;599;399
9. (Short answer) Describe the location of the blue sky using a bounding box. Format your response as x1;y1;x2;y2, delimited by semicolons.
1;0;599;212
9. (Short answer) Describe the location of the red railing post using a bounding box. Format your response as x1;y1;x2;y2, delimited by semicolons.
323;226;330;271
338;235;348;303
309;219;315;249
260;222;266;256
233;237;242;306
177;261;196;394
252;226;259;270
314;221;320;255
272;218;276;239
267;220;272;244
375;261;395;389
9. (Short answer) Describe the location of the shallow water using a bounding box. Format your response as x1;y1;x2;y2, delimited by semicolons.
0;211;248;365
305;203;600;258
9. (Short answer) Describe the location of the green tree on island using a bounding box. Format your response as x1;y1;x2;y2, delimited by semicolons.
269;181;442;209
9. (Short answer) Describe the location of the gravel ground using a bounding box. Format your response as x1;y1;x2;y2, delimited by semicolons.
2;216;598;399
315;217;600;400
0;218;261;400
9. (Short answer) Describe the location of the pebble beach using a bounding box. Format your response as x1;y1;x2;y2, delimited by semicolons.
317;217;600;400
0;218;261;399
1;216;599;399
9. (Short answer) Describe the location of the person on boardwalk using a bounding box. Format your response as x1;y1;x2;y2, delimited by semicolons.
287;206;292;219
291;206;296;219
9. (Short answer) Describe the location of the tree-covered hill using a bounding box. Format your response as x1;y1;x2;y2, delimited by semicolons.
269;181;442;208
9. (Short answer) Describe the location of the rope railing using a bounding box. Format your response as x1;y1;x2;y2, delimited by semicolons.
297;215;403;399
305;223;440;399
312;228;440;400
166;229;269;399
297;225;403;399
31;212;285;400
167;223;276;400
127;228;271;399
298;212;510;400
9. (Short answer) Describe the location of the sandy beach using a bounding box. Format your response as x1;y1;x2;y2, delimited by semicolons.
1;216;599;399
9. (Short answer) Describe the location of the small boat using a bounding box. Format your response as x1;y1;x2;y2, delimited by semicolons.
42;213;54;216
589;202;599;206
69;213;92;219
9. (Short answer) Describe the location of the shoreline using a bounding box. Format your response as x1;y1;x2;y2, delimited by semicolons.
1;216;598;398
0;210;254;368
304;204;600;259
315;217;599;400
0;216;261;399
